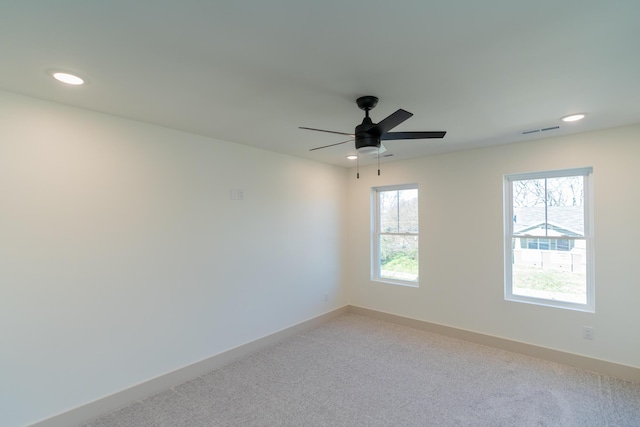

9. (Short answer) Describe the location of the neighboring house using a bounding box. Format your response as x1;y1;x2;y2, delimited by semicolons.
512;206;586;273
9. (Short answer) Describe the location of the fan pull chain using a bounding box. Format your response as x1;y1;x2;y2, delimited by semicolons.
377;147;381;176
356;155;360;179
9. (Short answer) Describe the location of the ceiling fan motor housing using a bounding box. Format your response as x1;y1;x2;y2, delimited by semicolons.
355;117;381;150
355;135;380;150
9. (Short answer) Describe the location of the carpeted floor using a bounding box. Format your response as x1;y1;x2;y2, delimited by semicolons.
82;313;640;426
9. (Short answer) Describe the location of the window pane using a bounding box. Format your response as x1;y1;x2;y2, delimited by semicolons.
546;176;584;237
398;189;418;233
557;239;570;251
379;234;418;282
511;237;586;304
513;176;585;238
379;189;418;233
512;179;546;237
379;191;399;233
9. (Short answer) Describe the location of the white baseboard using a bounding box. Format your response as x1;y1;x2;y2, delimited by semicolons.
29;305;349;427
349;305;640;383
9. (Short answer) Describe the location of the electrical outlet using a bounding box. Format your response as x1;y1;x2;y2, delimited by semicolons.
583;326;594;340
230;189;244;200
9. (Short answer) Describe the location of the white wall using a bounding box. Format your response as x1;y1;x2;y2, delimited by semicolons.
3;88;638;426
0;91;348;427
347;124;640;370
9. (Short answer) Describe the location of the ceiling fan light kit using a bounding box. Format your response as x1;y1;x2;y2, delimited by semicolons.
357;146;379;154
300;96;446;177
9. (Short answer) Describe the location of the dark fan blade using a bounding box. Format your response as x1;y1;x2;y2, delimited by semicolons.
381;131;446;140
375;109;413;135
309;139;354;151
299;127;354;137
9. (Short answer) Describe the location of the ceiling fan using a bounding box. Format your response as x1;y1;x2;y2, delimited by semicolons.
300;96;446;155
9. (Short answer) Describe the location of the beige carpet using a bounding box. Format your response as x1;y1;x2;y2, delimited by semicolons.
82;313;640;426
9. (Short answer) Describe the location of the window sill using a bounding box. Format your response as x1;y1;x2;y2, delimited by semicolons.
373;278;419;288
506;294;594;313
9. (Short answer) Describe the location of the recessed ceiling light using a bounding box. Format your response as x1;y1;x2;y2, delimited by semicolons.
561;113;586;122
346;155;358;160
52;72;84;85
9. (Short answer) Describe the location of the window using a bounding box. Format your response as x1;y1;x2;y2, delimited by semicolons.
372;184;419;286
504;168;594;311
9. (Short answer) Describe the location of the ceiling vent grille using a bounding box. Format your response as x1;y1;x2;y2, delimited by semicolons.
521;125;560;135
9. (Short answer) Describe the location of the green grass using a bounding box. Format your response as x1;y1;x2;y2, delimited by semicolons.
382;253;418;275
513;265;586;301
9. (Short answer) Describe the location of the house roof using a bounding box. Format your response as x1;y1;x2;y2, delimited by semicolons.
513;206;584;237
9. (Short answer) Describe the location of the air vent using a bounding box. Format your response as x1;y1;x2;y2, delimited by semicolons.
521;125;560;135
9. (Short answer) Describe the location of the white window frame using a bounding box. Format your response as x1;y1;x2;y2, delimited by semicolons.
372;184;419;287
503;167;594;312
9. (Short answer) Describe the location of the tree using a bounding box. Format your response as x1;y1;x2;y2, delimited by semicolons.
513;176;583;208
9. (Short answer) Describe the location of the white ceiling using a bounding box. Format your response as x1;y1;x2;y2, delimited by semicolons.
2;1;639;167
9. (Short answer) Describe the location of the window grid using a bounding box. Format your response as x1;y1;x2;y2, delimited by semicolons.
504;168;594;312
372;184;419;287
